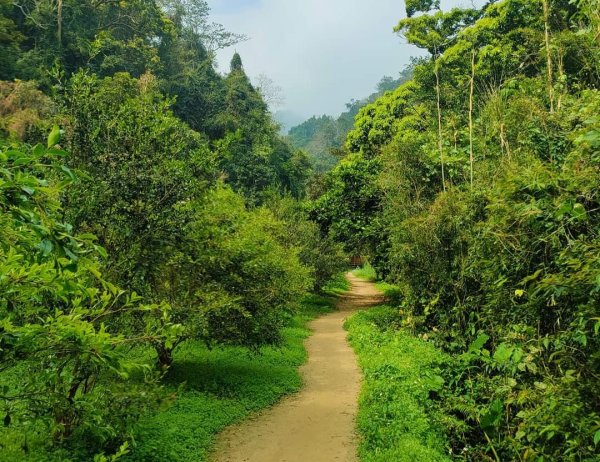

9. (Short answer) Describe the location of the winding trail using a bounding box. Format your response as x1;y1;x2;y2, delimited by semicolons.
212;273;383;462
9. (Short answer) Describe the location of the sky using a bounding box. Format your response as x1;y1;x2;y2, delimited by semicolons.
208;0;477;119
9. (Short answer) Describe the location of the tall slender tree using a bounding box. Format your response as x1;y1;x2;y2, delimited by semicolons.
396;6;479;190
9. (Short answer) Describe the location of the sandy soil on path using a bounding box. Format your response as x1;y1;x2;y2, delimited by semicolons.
212;273;383;462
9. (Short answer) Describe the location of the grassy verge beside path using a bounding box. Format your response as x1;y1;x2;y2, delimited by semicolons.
352;263;377;281
125;289;344;462
0;285;345;462
346;306;451;462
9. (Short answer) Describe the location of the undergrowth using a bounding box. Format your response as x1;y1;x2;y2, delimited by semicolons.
0;293;335;462
124;293;334;462
322;272;351;295
346;306;451;462
353;263;377;281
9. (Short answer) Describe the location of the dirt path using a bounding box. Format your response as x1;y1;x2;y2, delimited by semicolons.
212;273;383;462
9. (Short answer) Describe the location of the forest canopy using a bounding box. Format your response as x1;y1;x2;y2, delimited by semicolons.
1;0;599;460
0;1;345;459
312;0;600;459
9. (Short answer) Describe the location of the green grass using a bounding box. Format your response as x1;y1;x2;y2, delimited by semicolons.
346;306;451;462
0;295;334;462
352;263;377;281
123;294;333;462
322;272;351;295
374;281;397;294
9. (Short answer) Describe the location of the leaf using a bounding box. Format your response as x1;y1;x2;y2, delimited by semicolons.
521;269;543;285
48;125;62;148
46;148;68;157
556;200;573;218
424;373;445;391
64;246;79;262
3;414;10;427
38;239;54;256
32;144;46;159
514;289;525;298
468;333;489;353
480;399;503;431
572;203;587;222
60;165;77;182
94;244;108;259
493;343;514;364
594;429;600;446
14;155;32;166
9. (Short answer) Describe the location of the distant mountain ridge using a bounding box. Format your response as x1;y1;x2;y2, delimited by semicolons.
273;110;306;134
287;66;414;173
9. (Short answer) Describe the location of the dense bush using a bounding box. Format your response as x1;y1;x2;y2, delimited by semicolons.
346;306;450;462
63;71;217;297
267;195;347;292
0;81;54;142
151;187;313;366
0;135;174;458
314;0;600;459
0;1;335;458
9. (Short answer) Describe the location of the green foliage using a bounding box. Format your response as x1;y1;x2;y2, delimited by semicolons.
321;272;351;296
346;306;451;462
0;0;22;80
230;52;243;72
309;153;383;258
353;263;377;282
63;71;216;297
0;140;171;458
216;64;311;202
168;187;312;351
122;295;334;462
60;71;314;366
405;0;440;18
288;115;342;173
0;0;336;459
266;195;347;292
396;8;480;56
0;80;54;142
288;67;414;174
12;0;167;83
314;0;600;459
1;295;334;461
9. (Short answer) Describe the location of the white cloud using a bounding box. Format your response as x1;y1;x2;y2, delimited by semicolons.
209;0;415;118
209;0;484;118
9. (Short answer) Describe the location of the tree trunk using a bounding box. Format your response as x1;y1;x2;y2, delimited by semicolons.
500;123;511;159
542;0;554;113
469;47;476;188
57;0;63;48
434;58;446;192
156;344;174;368
556;47;565;112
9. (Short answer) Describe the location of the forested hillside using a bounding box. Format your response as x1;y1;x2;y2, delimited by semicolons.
0;1;345;460
2;0;599;460
313;0;600;459
287;68;413;174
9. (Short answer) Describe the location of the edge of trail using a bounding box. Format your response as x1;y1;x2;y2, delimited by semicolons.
211;273;384;462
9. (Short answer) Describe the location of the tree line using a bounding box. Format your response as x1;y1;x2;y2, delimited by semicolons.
0;1;345;459
312;0;599;459
287;67;414;174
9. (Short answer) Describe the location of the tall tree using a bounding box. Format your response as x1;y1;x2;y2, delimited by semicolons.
0;0;23;79
396;6;478;190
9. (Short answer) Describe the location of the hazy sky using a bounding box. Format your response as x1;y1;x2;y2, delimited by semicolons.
208;0;476;118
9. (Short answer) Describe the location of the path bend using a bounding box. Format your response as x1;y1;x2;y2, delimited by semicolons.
212;273;383;462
